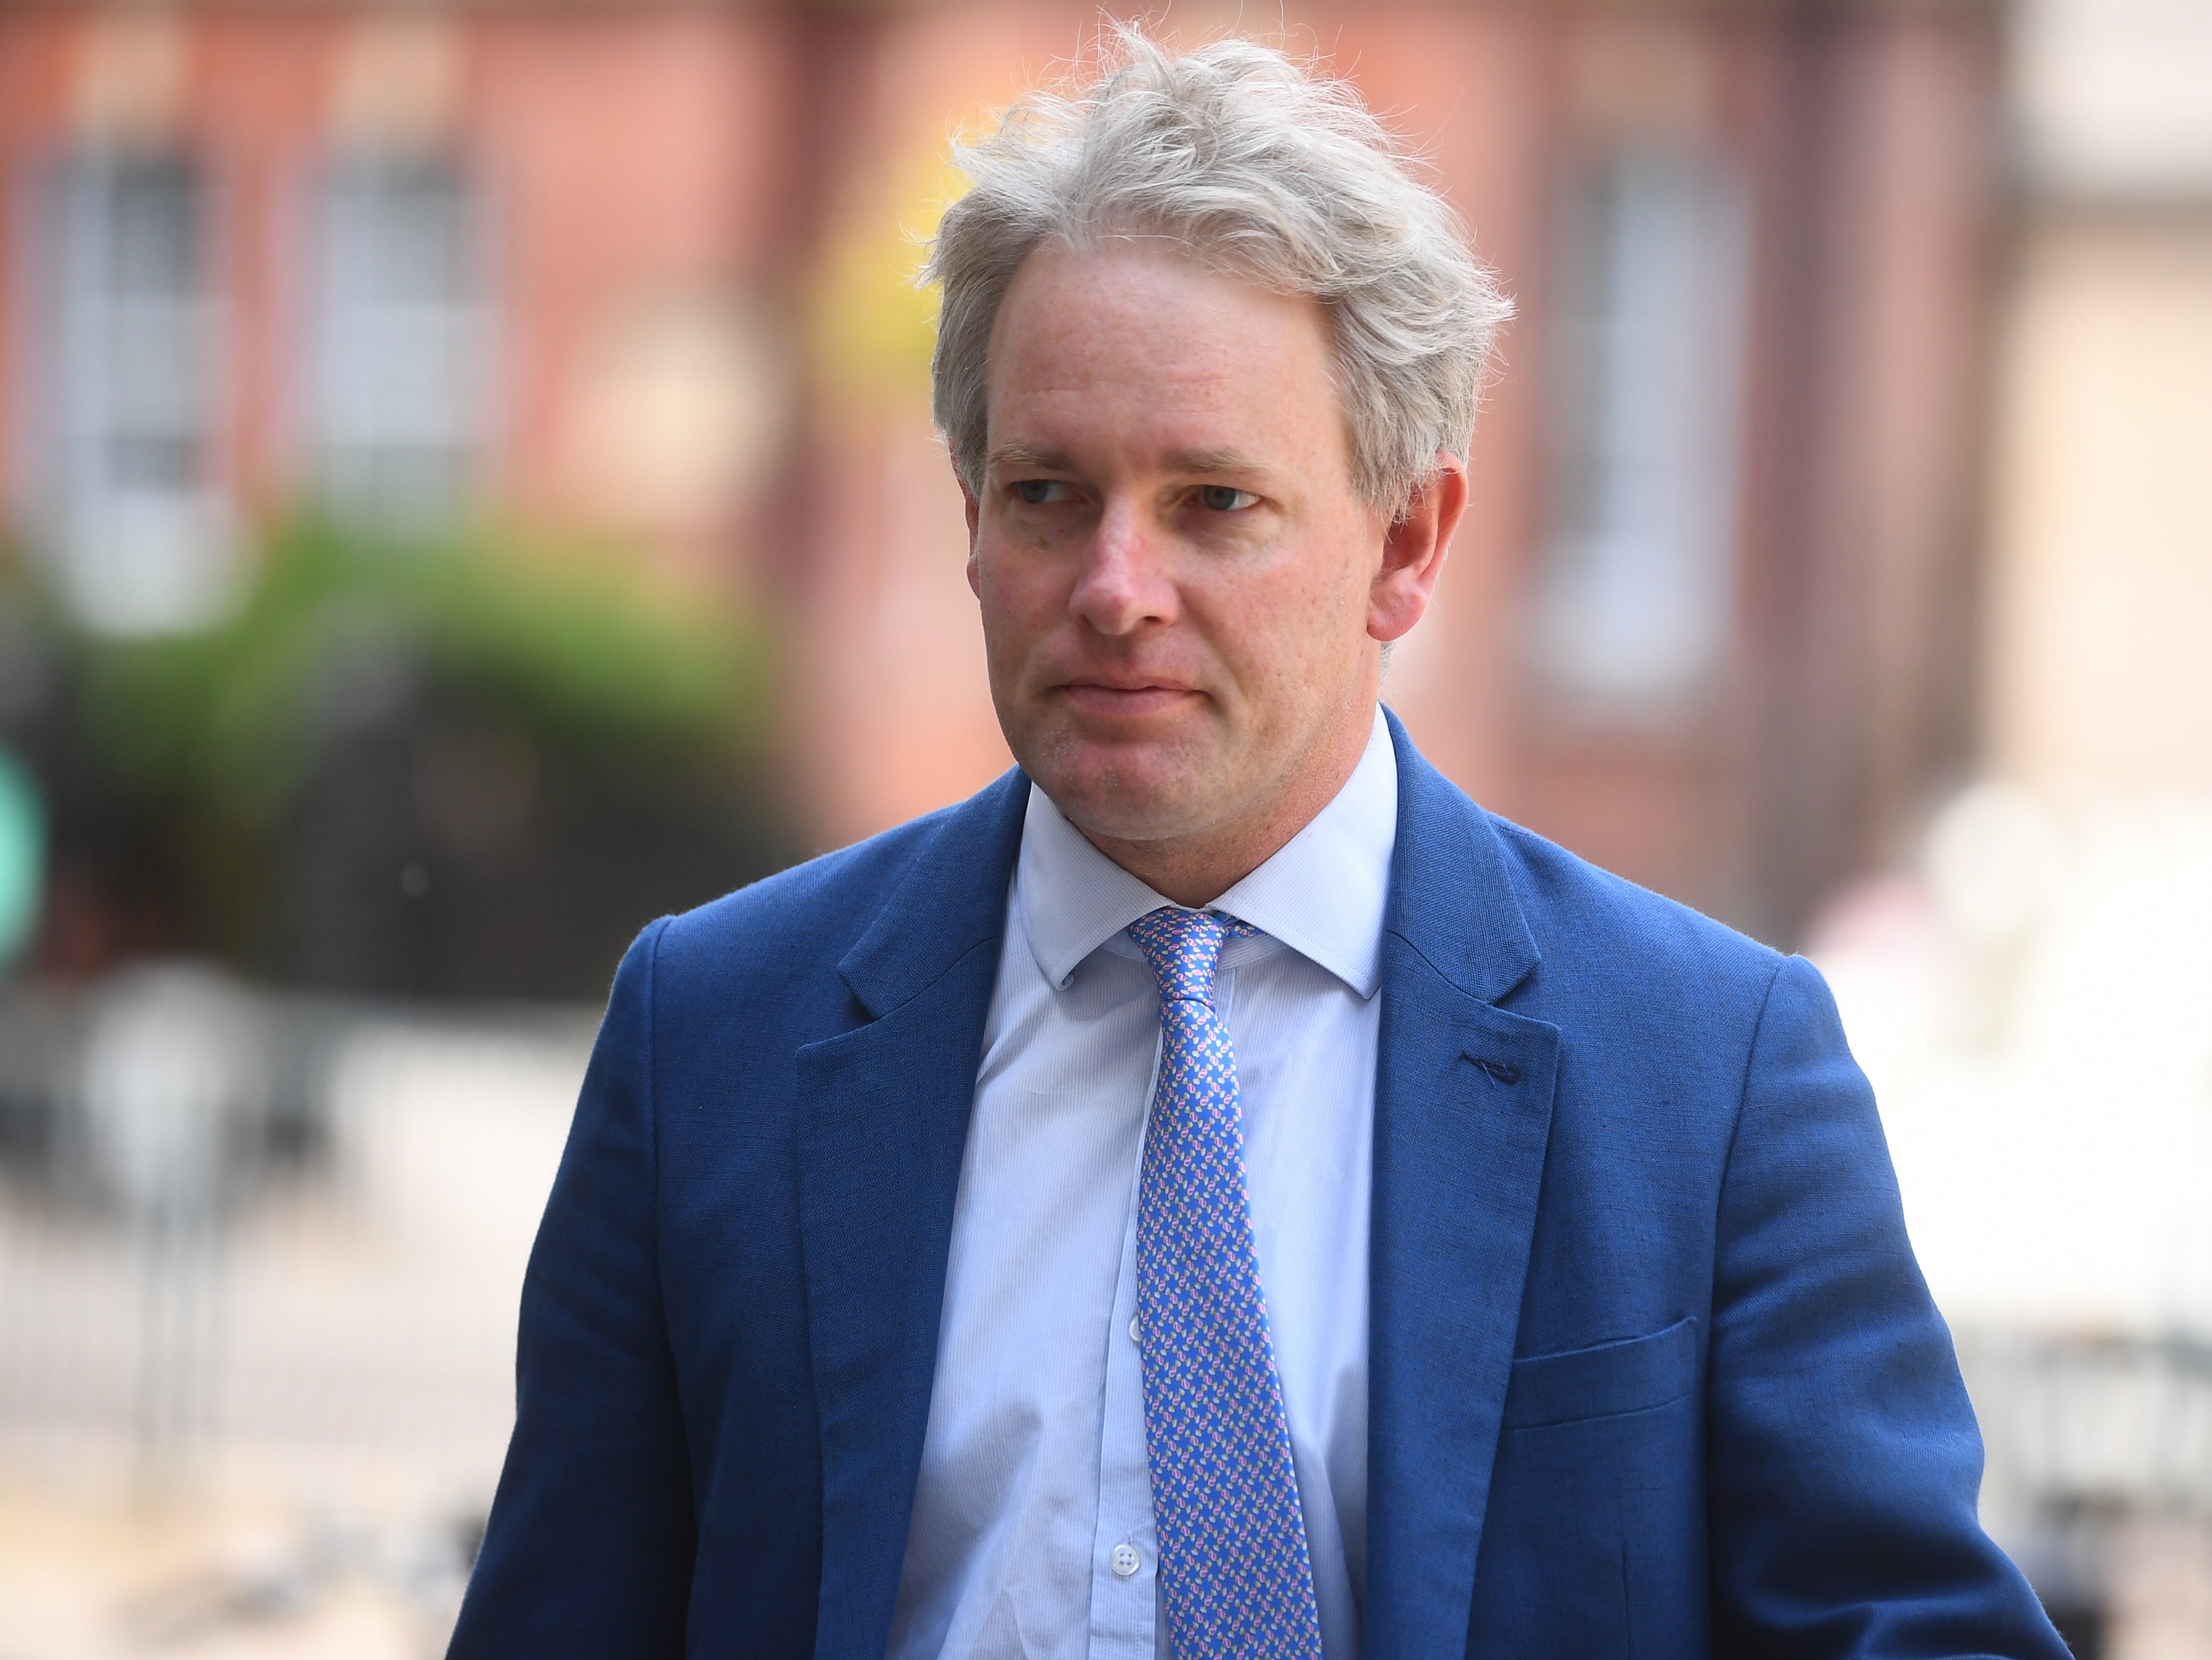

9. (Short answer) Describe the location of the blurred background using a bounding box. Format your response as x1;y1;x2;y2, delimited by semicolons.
0;0;2206;1654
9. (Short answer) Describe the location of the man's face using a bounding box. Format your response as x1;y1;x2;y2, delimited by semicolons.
965;242;1413;852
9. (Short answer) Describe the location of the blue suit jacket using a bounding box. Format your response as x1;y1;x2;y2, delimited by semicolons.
449;714;2066;1659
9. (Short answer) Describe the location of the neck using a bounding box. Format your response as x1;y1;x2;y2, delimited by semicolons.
1076;704;1377;909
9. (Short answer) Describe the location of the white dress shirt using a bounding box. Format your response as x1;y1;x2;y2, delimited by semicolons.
888;707;1398;1660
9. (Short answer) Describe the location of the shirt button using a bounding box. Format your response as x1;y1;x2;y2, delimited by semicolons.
1129;1315;1141;1344
1110;1543;1141;1578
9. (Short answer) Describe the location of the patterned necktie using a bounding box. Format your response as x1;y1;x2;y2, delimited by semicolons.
1126;906;1324;1660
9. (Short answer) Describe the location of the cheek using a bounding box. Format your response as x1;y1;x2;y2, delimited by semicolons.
975;545;1065;648
1265;542;1370;649
1304;522;1385;651
1229;560;1370;710
1182;564;1322;683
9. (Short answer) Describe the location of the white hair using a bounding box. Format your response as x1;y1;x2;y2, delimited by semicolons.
922;24;1513;515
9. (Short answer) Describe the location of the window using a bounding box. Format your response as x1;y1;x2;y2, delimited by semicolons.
1533;148;1752;717
32;149;234;634
306;153;488;525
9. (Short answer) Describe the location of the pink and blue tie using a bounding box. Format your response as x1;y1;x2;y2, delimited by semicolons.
1127;906;1324;1660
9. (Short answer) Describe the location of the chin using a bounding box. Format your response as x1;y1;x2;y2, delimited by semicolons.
1029;737;1207;843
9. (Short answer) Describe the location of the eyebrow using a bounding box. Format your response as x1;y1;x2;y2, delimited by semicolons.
985;443;1075;474
984;442;1277;480
1160;446;1274;480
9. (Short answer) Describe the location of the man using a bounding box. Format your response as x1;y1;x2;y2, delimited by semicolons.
450;30;2068;1660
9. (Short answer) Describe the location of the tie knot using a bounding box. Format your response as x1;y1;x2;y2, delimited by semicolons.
1127;906;1255;1007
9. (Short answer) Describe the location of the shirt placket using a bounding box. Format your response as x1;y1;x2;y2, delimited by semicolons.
1085;982;1163;1658
1087;1173;1158;1659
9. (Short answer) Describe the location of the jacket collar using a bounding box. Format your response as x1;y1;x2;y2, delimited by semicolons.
1015;705;1399;998
1380;705;1540;1006
835;766;1030;1020
830;703;1536;1022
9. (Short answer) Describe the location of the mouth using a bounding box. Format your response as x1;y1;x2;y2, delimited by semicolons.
1053;680;1201;720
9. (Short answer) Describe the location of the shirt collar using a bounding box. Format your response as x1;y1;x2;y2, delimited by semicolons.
1017;705;1398;999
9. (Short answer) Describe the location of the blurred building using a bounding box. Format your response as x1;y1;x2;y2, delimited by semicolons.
1806;2;2212;1650
1990;0;2212;803
10;4;2211;1656
1831;0;2212;1385
2;0;2006;945
0;1;800;611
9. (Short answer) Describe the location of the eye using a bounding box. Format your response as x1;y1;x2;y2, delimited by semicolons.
1199;485;1259;512
1013;479;1073;506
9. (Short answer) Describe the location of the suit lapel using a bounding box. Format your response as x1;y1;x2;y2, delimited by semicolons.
795;769;1029;1660
1366;712;1561;1660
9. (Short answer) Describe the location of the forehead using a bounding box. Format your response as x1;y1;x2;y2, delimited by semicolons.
984;242;1345;470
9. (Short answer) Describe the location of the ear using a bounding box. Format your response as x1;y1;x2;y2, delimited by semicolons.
1369;451;1468;643
960;467;982;599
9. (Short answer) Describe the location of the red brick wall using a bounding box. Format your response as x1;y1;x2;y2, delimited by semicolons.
0;2;1999;939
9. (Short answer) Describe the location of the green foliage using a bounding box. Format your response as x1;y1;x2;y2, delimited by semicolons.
76;516;776;831
12;516;792;993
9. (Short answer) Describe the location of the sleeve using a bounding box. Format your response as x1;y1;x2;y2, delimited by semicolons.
1705;955;2069;1660
446;919;696;1658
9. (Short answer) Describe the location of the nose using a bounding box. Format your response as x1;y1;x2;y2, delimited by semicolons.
1068;496;1177;636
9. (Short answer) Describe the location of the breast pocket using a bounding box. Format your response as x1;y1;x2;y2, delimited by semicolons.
1500;1315;1701;1431
1471;1316;1709;1658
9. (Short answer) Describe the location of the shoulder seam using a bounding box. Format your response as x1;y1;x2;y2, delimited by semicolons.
1715;951;1796;1229
640;915;674;1299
